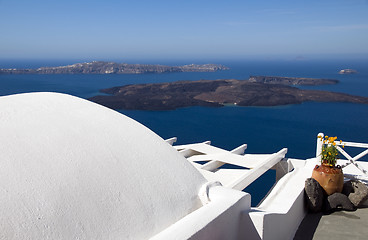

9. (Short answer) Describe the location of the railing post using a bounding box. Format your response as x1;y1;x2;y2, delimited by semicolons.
316;133;324;164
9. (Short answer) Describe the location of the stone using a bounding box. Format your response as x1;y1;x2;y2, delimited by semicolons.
342;181;354;196
345;180;368;207
324;193;356;212
305;178;324;212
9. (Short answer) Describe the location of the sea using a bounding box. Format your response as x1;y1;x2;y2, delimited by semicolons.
1;58;368;205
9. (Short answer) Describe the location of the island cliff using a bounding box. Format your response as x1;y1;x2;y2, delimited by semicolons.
89;76;368;110
0;61;229;74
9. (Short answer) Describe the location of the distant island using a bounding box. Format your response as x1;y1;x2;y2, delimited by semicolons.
0;61;229;74
339;69;358;74
89;76;368;110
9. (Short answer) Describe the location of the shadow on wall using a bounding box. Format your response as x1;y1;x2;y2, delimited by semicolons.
293;213;322;240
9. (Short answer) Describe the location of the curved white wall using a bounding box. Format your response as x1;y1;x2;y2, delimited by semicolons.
0;92;206;239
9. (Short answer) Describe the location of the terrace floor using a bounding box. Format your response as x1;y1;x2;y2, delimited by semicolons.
294;207;368;240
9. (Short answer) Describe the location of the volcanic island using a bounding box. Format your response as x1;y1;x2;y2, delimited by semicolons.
2;61;366;110
89;76;368;110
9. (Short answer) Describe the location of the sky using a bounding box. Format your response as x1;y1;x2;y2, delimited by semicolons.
1;0;368;61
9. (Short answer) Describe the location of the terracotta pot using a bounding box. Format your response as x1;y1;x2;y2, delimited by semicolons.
311;164;344;195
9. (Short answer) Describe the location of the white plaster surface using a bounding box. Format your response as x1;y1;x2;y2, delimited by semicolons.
0;92;206;239
151;186;251;240
244;158;314;240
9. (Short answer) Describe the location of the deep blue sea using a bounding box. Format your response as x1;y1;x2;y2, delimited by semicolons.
1;59;367;205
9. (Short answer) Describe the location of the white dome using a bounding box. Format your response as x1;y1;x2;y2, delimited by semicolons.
0;92;206;239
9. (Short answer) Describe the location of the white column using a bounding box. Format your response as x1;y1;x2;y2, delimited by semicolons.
316;133;324;164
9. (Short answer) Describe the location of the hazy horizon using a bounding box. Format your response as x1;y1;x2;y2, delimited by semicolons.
1;0;368;61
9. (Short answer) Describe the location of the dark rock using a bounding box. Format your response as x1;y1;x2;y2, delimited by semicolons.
324;193;356;212
305;178;324;212
345;180;368;207
342;181;354;196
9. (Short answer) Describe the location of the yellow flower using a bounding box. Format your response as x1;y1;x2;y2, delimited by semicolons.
327;136;337;144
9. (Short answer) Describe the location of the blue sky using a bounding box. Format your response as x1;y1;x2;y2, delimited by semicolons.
1;0;368;61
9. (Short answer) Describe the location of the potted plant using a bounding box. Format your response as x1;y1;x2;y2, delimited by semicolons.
311;135;344;195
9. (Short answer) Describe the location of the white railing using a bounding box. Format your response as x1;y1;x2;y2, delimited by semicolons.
316;133;368;177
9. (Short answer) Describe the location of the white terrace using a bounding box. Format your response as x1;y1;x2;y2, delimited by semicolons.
168;138;288;190
0;92;367;239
